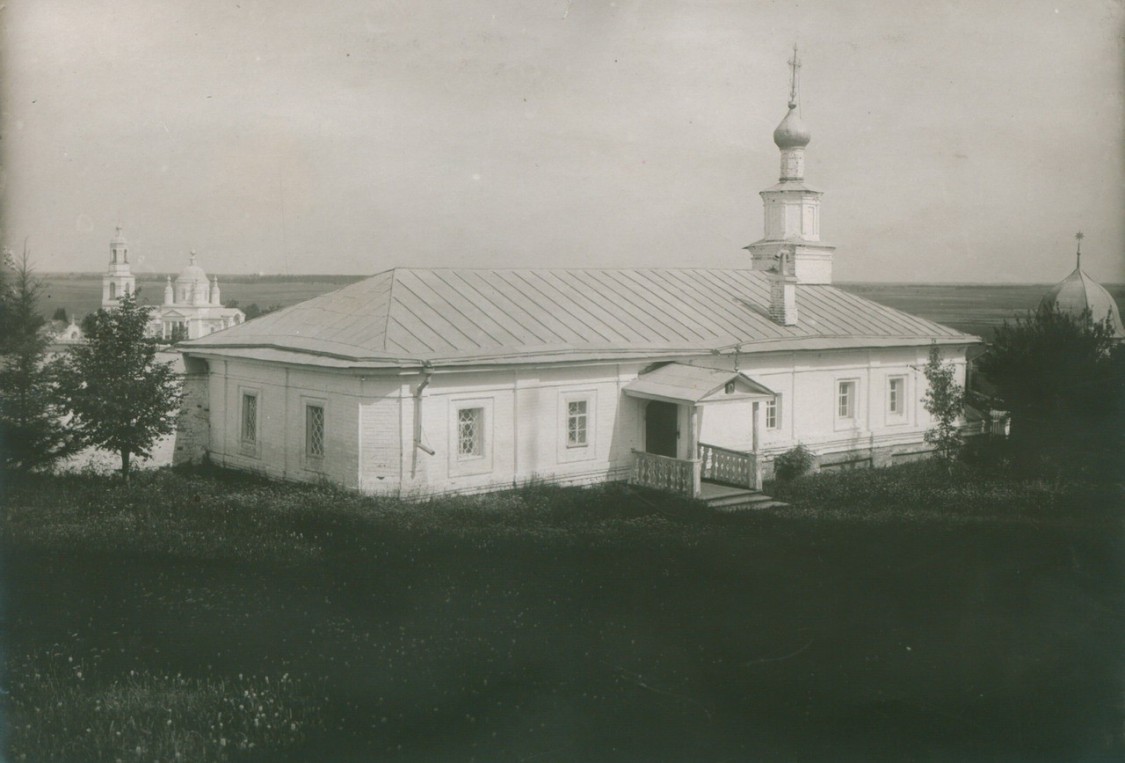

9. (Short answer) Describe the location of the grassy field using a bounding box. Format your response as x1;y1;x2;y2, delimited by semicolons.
36;274;1124;340
4;464;1123;762
839;282;1125;340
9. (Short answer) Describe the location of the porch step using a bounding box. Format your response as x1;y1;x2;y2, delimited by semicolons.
703;488;788;511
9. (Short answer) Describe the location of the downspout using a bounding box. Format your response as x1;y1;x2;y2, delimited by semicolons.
412;364;435;478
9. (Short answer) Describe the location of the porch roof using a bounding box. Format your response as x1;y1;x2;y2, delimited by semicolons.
622;363;776;404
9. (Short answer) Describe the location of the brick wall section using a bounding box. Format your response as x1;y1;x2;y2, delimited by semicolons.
173;371;210;465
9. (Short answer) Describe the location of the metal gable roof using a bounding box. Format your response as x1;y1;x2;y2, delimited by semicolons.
180;268;978;366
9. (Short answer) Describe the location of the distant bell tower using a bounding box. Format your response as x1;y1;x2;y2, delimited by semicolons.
102;226;137;308
745;46;836;285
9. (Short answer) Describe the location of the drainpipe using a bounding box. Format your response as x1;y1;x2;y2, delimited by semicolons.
412;364;435;477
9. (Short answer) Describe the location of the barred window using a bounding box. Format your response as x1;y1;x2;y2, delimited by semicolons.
458;407;483;458
241;393;258;443
567;400;588;447
837;381;856;420
888;377;905;416
306;404;325;457
765;397;779;429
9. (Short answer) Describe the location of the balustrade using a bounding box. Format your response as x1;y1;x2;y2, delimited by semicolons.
698;442;761;490
630;450;701;498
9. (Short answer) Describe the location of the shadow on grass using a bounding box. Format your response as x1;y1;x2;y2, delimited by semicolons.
4;464;1123;762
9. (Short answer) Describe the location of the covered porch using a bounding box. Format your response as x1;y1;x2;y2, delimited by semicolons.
623;363;777;506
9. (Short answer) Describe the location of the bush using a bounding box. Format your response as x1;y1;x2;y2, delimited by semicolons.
774;443;815;482
769;458;1122;520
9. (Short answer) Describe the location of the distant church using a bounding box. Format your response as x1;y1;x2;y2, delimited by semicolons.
1038;233;1123;339
101;226;244;340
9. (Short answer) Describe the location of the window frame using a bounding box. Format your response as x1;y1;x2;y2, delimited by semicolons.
764;395;781;430
559;390;597;462
304;400;326;464
239;388;261;457
449;398;494;477
456;406;485;461
566;398;589;449
887;375;907;422
835;379;859;427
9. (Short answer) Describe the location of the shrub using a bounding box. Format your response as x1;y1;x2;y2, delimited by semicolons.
922;343;965;463
774;443;815;482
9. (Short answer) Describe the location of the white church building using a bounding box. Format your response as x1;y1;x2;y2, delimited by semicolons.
176;59;980;503
101;227;244;340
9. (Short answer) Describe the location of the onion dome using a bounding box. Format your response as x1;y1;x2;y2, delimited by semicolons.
773;104;812;149
1040;266;1124;338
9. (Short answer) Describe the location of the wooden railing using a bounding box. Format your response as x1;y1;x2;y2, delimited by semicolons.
698;442;761;490
630;450;701;498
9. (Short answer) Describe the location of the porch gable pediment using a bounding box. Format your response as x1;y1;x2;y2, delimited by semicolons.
623;363;775;404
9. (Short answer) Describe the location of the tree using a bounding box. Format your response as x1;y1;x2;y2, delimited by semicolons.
0;247;15;347
52;307;69;323
922;342;965;463
53;292;183;480
0;246;81;470
976;303;1121;470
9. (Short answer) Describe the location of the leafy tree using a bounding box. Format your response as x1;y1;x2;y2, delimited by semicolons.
53;292;182;480
52;307;69;323
0;247;80;470
922;342;965;463
976;303;1121;471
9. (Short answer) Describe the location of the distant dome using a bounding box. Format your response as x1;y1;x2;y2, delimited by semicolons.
1040;266;1124;338
175;252;208;286
773;105;811;149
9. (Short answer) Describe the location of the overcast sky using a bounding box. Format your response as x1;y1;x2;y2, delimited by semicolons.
3;0;1122;283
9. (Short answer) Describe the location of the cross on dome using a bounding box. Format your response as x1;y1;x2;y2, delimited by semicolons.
1075;231;1084;269
787;43;801;109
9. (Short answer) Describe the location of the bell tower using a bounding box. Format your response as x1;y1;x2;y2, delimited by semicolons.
745;46;836;285
102;226;136;308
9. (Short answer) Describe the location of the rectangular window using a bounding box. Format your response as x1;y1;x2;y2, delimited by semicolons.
567;399;588;447
457;407;483;458
241;392;258;443
888;376;905;417
765;397;780;430
837;381;856;420
306;404;325;458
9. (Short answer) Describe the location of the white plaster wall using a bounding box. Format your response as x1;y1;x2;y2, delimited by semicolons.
697;345;969;459
393;363;645;497
197;344;969;497
206;359;362;490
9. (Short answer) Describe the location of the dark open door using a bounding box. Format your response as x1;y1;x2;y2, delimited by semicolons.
645;401;679;458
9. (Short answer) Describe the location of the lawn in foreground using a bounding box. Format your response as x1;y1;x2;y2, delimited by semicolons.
4;466;1123;762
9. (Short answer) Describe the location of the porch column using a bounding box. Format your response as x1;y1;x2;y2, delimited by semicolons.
686;404;702;457
751;401;763;490
688;404;702;498
751;401;761;453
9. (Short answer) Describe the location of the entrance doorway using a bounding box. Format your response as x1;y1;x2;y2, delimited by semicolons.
644;401;679;458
